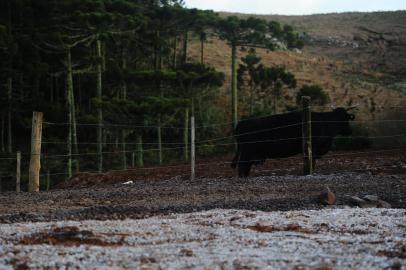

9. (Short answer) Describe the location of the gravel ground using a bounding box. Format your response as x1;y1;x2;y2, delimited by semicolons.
0;150;405;223
0;173;405;223
0;151;405;269
1;208;405;269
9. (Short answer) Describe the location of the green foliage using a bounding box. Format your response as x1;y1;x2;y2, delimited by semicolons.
296;84;330;106
96;96;188;122
176;63;224;90
333;124;372;151
268;21;283;38
237;48;298;116
238;49;263;89
0;0;303;183
216;16;273;49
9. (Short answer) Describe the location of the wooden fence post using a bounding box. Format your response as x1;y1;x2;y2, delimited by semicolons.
122;130;127;170
16;151;21;192
136;135;143;167
302;97;313;175
46;169;50;191
190;116;195;181
29;111;43;192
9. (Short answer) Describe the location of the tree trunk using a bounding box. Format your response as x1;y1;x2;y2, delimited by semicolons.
66;49;73;178
70;85;79;173
77;74;82;112
114;129;119;150
173;36;178;68
1;112;5;152
122;47;128;99
157;123;162;165
49;75;54;103
182;31;188;64
122;130;127;169
97;39;103;172
121;47;128;169
102;41;106;72
55;76;59;104
156;32;163;165
200;33;205;64
136;135;143;167
7;77;12;153
231;44;238;129
183;108;189;161
250;85;255;115
273;94;277;115
66;49;79;172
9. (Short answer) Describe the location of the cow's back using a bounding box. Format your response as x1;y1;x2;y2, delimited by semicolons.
235;112;303;159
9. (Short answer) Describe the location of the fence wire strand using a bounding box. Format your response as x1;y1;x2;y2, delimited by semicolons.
2;107;406;189
34;148;406;181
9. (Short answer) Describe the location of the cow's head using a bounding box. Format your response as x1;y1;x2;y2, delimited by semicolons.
333;108;355;136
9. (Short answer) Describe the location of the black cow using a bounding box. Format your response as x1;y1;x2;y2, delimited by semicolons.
231;108;355;177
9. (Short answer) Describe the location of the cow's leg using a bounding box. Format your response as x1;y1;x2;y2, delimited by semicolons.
231;152;239;169
231;142;240;169
238;161;252;178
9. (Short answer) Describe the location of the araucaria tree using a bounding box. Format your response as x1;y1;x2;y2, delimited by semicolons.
0;0;304;188
259;66;297;114
216;16;303;128
238;48;263;115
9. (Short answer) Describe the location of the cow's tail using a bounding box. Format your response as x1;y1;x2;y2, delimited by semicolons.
230;142;240;169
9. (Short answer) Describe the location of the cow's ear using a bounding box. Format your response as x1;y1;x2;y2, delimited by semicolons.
348;114;355;120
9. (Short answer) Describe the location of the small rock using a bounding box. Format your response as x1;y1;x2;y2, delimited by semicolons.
348;196;379;208
319;187;336;205
378;200;392;208
363;195;379;202
140;256;157;264
348;196;365;205
359;201;379;208
180;248;194;257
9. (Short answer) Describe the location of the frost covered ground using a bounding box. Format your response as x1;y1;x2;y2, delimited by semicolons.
1;208;405;269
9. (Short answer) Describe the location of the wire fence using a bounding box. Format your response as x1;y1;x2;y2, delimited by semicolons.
0;105;405;192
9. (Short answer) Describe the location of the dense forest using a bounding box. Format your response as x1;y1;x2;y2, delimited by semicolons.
0;0;304;188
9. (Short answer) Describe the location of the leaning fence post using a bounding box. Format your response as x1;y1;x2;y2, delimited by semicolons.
29;111;43;192
190;116;195;181
16;151;21;192
302;96;313;175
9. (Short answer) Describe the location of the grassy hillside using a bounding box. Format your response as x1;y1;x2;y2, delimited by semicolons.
187;11;406;133
220;11;406;79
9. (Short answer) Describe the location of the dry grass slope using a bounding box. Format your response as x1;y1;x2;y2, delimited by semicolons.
186;11;406;136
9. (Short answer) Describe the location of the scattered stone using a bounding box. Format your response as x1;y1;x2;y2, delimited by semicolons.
363;195;379;202
348;196;378;208
123;181;134;185
180;248;194;257
378;200;392;209
319;187;336;205
348;195;391;208
359;201;379;208
140;256;157;264
348;196;365;205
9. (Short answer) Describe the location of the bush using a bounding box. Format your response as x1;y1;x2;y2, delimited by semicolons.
296;85;329;106
333;124;372;151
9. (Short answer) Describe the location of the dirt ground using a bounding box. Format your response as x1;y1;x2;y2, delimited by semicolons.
0;150;405;223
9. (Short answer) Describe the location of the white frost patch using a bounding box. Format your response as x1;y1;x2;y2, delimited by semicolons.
0;208;405;269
